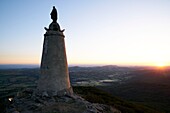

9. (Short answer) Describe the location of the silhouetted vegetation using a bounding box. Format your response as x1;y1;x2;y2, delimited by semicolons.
73;86;162;113
98;69;170;113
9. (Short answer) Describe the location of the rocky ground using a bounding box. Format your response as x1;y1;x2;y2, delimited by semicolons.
6;88;120;113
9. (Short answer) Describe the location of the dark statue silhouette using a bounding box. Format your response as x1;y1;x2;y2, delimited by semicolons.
45;6;64;32
51;6;57;23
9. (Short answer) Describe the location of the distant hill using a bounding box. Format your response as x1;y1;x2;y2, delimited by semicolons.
0;64;39;69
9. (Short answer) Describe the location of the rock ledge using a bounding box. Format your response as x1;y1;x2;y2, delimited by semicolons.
6;88;121;113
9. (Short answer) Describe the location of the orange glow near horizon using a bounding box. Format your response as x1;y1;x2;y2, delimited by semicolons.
0;56;40;65
154;62;169;70
156;63;166;67
0;61;169;67
68;59;170;67
0;56;169;67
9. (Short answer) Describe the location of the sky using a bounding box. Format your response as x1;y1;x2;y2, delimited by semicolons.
0;0;170;66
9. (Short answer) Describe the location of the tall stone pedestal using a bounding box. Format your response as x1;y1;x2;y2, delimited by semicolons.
36;23;72;96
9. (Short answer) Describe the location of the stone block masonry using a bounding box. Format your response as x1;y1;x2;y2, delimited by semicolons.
36;7;72;96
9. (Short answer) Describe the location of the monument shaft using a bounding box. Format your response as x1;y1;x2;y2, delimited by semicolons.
37;7;72;95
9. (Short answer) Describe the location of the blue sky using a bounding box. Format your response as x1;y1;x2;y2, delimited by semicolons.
1;0;170;66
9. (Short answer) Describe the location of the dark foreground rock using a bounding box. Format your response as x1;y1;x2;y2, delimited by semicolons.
6;88;121;113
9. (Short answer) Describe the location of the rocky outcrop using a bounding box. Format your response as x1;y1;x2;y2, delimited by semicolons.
6;88;121;113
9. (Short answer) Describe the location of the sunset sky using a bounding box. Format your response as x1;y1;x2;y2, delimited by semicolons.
0;0;170;66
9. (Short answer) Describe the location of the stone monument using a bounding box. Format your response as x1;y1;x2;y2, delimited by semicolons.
5;7;120;113
36;6;72;96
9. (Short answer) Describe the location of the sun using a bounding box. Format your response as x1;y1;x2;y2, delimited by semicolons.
157;63;165;67
156;62;166;67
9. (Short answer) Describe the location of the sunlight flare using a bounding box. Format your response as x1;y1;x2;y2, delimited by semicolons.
156;62;166;67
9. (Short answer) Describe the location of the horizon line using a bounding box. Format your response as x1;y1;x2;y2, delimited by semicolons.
0;63;169;67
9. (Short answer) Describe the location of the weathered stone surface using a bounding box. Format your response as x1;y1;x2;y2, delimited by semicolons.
42;91;49;97
36;23;72;96
6;90;121;113
36;7;71;95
